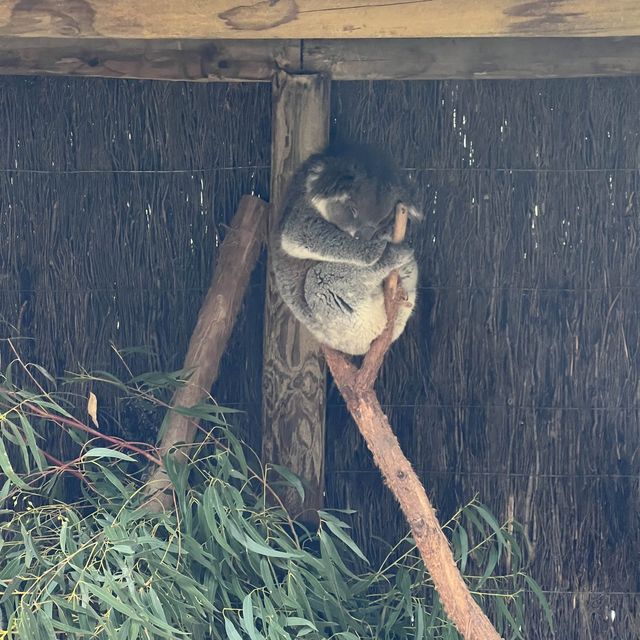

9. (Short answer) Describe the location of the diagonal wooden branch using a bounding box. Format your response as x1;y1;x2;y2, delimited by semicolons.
143;195;268;512
322;204;502;640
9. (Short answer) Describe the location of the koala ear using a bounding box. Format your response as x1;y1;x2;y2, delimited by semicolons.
304;157;326;191
396;178;423;222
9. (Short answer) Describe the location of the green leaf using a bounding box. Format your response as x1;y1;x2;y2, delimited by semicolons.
84;583;141;620
101;466;128;495
0;476;11;502
111;544;136;555
202;486;237;557
415;603;425;640
3;417;30;469
78;370;128;390
242;593;264;640
320;513;368;563
0;435;28;488
18;413;44;471
285;617;317;631
82;447;136;462
3;361;14;388
224;617;244;640
478;545;499;587
495;597;523;640
59;518;69;554
456;525;469;573
524;573;554;630
30;364;57;386
243;535;295;559
473;503;507;547
270;465;305;501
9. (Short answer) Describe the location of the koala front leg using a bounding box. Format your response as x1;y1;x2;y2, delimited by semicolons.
280;209;387;267
362;242;415;285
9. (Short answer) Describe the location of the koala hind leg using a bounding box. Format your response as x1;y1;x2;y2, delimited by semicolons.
303;263;387;354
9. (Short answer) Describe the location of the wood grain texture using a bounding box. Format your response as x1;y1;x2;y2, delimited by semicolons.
0;37;299;81
0;1;639;39
304;37;640;80
324;351;502;640
261;72;330;522
4;37;640;81
144;195;268;511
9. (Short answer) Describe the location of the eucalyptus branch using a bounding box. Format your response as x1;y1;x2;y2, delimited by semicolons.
322;203;502;640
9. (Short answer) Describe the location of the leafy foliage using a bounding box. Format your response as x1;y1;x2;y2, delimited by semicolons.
0;360;552;639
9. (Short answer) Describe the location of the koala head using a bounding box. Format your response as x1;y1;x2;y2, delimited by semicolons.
305;143;422;241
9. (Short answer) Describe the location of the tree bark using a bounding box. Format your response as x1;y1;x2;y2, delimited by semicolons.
322;205;502;640
144;195;268;511
261;71;330;522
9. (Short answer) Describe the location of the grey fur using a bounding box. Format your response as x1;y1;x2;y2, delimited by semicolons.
272;144;421;355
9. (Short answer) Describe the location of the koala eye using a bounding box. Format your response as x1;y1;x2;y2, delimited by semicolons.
348;205;359;219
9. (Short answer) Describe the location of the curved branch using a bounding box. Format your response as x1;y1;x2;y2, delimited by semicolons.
322;203;501;640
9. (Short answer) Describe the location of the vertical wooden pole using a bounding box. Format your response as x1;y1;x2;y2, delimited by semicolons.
262;71;330;522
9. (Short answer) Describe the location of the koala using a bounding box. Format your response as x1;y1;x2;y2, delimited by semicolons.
272;143;422;355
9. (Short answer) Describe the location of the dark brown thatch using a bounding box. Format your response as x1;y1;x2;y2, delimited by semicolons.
1;75;639;638
327;79;640;639
0;78;270;451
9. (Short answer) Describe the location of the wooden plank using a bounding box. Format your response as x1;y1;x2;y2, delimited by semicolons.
261;72;329;522
0;37;298;81
304;37;640;80
0;1;640;40
4;37;640;82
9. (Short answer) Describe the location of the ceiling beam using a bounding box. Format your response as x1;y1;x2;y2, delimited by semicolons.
2;37;640;82
1;1;639;40
0;38;299;82
305;37;640;80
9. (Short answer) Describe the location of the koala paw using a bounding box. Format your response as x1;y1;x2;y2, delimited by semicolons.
377;222;395;243
384;242;414;269
362;237;388;265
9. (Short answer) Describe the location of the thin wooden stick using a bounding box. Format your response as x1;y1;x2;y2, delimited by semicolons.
358;203;408;389
386;202;409;293
322;203;502;640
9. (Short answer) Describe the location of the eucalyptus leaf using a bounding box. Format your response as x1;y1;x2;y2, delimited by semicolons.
0;364;549;640
82;447;136;462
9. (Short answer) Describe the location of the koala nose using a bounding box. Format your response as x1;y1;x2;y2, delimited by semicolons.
356;225;377;241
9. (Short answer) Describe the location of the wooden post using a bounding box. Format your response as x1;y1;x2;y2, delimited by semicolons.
262;71;330;522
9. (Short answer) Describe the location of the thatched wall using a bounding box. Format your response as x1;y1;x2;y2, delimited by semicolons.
327;79;640;639
1;75;639;638
0;78;270;449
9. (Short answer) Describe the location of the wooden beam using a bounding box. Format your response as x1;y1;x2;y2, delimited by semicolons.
1;1;640;40
261;72;329;523
4;37;640;82
304;37;640;80
0;37;299;81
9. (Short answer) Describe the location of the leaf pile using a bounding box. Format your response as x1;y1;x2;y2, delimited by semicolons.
0;365;551;639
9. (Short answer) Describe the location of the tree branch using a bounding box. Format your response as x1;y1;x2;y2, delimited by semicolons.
143;195;268;511
322;204;502;640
